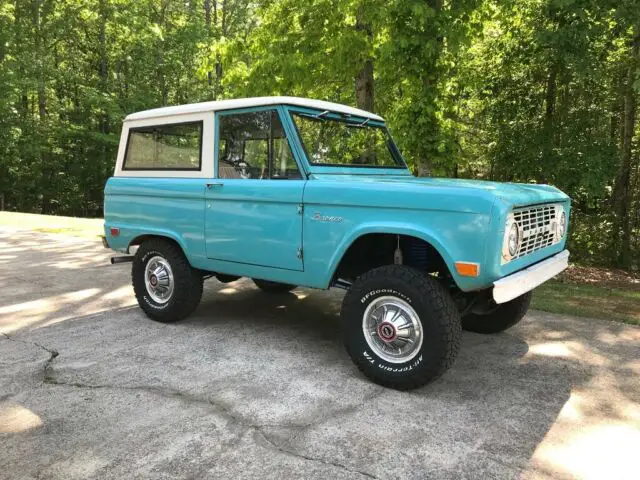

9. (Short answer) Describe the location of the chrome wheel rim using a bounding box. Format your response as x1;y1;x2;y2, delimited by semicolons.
144;256;174;304
362;296;423;364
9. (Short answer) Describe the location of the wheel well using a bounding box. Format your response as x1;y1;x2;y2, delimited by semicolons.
332;233;451;285
129;234;183;253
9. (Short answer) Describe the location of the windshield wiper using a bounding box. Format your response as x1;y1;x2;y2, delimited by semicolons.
298;110;330;121
345;118;371;128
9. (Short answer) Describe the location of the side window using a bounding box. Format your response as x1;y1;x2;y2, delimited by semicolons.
124;122;202;170
217;110;301;179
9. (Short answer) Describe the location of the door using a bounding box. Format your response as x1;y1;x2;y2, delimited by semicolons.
205;108;305;271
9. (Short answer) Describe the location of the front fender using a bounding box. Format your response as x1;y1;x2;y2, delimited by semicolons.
304;208;493;291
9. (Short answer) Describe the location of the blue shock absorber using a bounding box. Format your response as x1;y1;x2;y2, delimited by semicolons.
406;238;430;271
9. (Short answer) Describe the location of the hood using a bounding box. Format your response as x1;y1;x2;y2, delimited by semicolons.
310;174;570;208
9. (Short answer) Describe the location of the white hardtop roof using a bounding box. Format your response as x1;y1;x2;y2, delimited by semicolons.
125;96;384;122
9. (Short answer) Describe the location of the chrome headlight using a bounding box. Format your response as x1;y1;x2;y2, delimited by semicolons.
508;222;520;256
558;211;566;238
502;215;522;263
554;205;567;241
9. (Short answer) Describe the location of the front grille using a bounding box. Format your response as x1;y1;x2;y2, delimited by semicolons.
513;204;558;259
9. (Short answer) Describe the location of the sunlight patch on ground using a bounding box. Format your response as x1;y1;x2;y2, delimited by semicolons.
527;349;640;480
0;288;100;316
0;286;135;334
523;340;608;367
528;342;572;358
597;329;639;345
532;421;640;480
218;287;238;295
0;405;43;434
101;284;133;301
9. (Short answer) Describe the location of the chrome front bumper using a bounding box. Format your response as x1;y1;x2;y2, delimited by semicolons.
493;250;570;304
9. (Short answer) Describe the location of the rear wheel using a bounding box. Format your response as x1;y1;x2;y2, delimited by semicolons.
341;265;461;390
461;292;532;334
252;279;296;294
132;239;203;323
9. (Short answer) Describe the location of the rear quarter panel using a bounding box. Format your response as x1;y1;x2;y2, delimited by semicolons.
104;177;206;264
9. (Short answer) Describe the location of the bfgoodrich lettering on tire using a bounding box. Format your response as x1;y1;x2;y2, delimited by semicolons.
132;238;203;323
341;265;461;390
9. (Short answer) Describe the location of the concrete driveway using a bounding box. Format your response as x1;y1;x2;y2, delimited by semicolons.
1;228;638;480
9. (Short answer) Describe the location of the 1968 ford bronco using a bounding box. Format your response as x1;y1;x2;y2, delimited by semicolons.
103;96;570;390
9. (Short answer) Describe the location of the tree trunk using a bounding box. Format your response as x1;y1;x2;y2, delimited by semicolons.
354;6;374;112
155;1;169;105
540;64;558;184
204;0;213;89
355;60;374;112
33;0;51;214
14;0;28;116
98;0;110;205
416;0;443;176
613;27;640;267
544;68;557;122
214;0;226;100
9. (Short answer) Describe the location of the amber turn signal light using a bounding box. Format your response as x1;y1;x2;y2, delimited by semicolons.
455;262;480;277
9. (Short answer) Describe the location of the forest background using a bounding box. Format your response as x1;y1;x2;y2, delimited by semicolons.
0;0;638;269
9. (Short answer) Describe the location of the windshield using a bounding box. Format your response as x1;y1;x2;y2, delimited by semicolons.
291;112;405;168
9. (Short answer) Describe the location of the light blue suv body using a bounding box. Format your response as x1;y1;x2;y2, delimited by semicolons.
105;173;569;292
103;97;570;389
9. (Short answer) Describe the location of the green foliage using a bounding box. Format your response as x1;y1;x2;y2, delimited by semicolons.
0;0;638;269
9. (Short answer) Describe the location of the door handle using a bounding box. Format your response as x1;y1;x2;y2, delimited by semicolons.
206;182;224;189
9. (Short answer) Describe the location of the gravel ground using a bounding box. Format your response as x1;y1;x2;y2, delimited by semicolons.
1;227;638;480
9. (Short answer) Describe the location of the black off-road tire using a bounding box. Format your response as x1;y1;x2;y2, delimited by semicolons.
341;265;462;390
252;279;296;294
132;239;203;323
461;292;532;334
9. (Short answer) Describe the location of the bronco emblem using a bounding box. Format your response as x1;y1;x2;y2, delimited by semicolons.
312;212;344;223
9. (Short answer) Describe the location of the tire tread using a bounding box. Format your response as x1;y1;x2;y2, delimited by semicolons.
462;292;531;334
132;239;203;323
341;265;461;390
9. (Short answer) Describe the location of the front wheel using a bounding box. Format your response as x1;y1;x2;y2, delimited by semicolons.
341;265;461;390
461;292;532;334
132;239;203;323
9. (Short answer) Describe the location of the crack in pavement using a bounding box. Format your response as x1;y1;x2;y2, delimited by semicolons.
9;333;384;478
2;333;59;382
45;375;384;480
43;376;281;429
254;427;380;479
44;375;383;478
43;373;383;432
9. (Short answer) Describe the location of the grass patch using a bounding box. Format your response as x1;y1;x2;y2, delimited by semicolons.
532;281;640;325
0;212;103;239
32;226;101;238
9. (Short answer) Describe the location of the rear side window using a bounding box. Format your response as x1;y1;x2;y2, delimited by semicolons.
123;121;203;170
